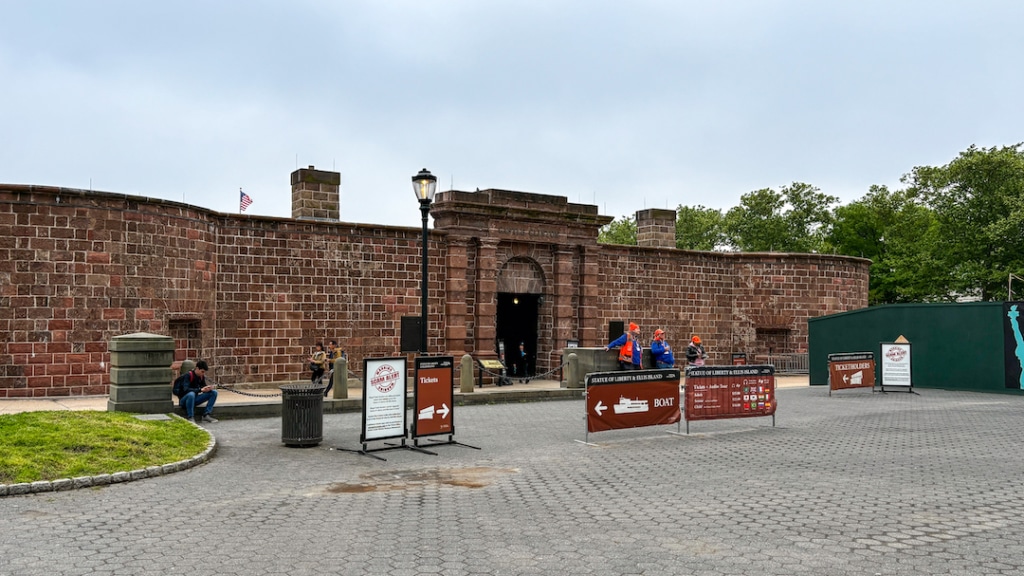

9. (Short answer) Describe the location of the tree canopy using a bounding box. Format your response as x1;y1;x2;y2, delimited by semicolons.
904;144;1024;301
596;143;1024;304
598;215;637;245
723;183;837;253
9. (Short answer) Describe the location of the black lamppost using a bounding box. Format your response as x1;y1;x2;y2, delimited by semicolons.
412;168;437;353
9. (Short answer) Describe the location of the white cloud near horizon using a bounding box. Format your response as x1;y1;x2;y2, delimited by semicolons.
2;0;1023;228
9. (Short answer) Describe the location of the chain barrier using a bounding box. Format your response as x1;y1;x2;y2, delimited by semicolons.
210;359;568;398
212;381;283;398
476;358;568;381
210;364;357;398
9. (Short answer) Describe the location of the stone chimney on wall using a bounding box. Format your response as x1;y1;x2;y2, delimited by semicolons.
291;166;340;221
635;208;677;248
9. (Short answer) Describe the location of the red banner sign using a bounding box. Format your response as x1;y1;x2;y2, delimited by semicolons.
684;365;776;421
828;352;875;391
585;369;681;433
413;356;454;438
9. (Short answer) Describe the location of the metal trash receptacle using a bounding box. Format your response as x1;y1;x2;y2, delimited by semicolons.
279;383;326;447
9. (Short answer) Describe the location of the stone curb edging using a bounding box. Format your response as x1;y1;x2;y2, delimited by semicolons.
0;414;217;498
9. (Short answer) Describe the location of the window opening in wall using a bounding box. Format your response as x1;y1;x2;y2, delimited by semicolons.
169;319;202;362
755;327;792;355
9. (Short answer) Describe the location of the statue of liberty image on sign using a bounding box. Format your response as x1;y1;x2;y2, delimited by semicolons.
1009;305;1024;389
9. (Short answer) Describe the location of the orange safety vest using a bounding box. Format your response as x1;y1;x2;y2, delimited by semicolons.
618;333;634;363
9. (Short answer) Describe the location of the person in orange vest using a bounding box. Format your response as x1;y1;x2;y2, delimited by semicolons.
605;322;642;370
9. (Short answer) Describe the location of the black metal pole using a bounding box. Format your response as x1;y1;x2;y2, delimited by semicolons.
420;199;431;353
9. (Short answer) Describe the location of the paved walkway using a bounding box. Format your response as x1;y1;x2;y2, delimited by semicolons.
4;381;1024;575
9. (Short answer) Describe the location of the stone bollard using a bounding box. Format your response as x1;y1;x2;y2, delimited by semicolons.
565;352;581;388
108;332;176;414
178;360;195;377
460;354;475;393
332;357;348;399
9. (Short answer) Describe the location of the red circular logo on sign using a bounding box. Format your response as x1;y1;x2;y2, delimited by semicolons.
371;364;399;393
886;347;907;362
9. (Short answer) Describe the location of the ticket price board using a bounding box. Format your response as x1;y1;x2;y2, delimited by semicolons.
684;365;776;431
361;357;408;443
584;369;681;434
413;356;454;439
880;342;913;392
828;352;876;395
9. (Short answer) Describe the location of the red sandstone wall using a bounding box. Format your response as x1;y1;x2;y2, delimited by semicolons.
0;185;446;397
0;184;868;397
595;246;734;358
0;186;218;396
594;247;868;363
213;219;446;384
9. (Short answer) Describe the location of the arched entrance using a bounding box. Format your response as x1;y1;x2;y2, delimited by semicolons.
496;257;545;379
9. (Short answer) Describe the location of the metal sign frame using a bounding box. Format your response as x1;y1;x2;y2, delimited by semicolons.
580;369;682;445
412;356;479;451
336;356;430;461
827;352;876;396
880;342;914;393
683;365;776;433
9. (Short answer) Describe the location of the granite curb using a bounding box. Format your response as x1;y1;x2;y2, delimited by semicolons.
0;414;216;498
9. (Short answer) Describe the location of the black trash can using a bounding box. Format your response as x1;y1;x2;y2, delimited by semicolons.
279;383;326;447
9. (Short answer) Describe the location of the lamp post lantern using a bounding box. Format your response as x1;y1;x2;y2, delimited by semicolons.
412;168;437;353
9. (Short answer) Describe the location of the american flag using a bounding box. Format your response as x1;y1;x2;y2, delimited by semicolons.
240;188;253;212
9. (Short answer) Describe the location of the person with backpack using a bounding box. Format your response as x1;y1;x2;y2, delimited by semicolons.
172;360;218;423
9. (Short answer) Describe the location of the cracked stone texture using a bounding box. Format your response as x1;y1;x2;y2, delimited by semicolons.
3;387;1024;575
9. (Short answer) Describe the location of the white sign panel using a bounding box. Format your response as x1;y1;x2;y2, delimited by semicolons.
880;343;912;389
362;357;408;441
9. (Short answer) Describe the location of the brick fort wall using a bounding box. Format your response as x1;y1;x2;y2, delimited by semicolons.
0;183;868;397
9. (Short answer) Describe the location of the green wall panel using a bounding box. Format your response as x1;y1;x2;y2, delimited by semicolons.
809;302;1015;393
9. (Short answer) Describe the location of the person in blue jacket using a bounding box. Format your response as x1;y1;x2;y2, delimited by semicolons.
650;329;675;369
605;322;642;370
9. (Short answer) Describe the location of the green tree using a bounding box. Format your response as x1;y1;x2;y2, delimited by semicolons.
723;183;837;252
829;186;943;304
598;215;637;245
675;205;725;250
905;144;1024;300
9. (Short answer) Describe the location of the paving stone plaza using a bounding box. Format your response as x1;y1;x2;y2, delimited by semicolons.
3;386;1024;575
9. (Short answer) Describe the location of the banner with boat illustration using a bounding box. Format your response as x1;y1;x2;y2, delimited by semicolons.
584;369;682;433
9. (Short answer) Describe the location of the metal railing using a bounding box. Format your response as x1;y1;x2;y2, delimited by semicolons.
759;353;808;375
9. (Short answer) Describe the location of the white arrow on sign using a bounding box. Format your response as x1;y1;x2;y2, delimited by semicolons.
843;374;849;383
437;403;450;419
594;401;607;416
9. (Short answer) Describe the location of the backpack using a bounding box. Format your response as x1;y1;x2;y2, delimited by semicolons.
172;372;193;398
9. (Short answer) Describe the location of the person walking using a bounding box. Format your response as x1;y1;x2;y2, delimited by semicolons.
324;340;342;396
605;322;642;370
650;329;676;369
309;343;328;384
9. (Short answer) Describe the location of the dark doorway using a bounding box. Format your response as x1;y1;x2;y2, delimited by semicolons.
496;293;539;378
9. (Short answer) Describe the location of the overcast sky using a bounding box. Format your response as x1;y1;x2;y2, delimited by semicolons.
3;1;1023;228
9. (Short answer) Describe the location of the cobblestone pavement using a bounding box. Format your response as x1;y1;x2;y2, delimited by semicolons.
3;386;1024;575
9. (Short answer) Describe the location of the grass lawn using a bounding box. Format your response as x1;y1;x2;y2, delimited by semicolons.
0;411;210;484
